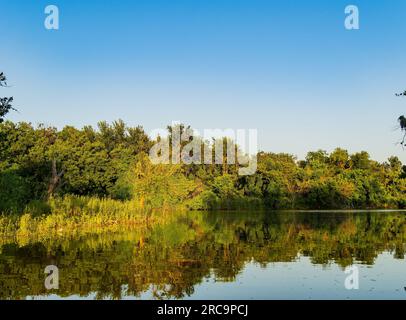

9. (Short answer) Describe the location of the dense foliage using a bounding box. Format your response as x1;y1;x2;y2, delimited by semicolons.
0;120;405;214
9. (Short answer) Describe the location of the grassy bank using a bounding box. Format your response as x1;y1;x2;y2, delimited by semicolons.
0;195;182;246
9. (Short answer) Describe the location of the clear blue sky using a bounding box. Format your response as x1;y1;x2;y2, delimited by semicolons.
1;0;406;162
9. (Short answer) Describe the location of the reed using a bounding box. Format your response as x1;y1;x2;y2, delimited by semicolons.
0;195;184;246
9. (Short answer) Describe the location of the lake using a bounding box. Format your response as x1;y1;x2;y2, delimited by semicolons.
1;210;406;300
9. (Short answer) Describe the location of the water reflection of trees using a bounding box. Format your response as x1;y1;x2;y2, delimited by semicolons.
0;211;405;299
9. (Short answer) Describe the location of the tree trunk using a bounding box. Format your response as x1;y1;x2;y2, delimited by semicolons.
47;159;64;199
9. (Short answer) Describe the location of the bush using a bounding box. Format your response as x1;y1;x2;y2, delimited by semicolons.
0;170;31;213
25;200;52;217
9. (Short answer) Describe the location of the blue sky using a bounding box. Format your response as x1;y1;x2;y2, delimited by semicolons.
1;0;406;162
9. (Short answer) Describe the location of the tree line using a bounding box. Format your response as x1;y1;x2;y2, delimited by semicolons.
0;120;405;213
1;71;405;213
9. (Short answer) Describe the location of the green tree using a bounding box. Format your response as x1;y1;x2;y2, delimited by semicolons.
350;151;371;170
126;153;200;208
329;148;350;170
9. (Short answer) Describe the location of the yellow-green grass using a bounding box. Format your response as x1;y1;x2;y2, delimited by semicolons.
0;195;183;246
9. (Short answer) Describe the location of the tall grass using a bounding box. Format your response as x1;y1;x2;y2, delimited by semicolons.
0;195;183;246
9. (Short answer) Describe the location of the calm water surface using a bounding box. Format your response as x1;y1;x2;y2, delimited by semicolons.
1;211;406;300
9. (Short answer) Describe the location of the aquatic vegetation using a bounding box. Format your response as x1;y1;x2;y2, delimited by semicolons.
0;195;184;246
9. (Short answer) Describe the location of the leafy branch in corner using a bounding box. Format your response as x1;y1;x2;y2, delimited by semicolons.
397;90;406;146
0;72;16;123
0;72;8;87
399;115;406;147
